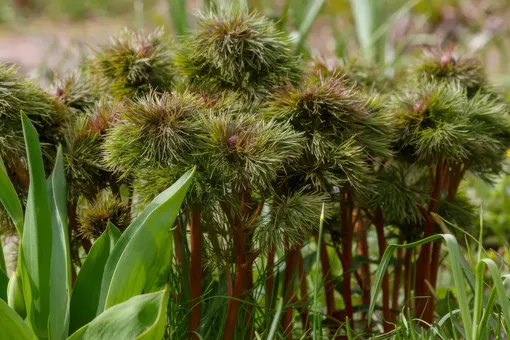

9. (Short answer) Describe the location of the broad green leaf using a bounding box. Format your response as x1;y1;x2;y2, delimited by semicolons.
7;270;26;318
0;298;37;340
68;288;169;340
0;269;7;302
0;157;23;236
20;112;53;339
100;168;194;311
69;223;121;334
48;148;71;340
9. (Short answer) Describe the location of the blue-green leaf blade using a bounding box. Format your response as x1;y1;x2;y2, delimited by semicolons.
69;223;121;334
20;112;53;338
68;288;169;340
0;157;23;236
101;168;194;310
48;147;71;340
0;298;37;340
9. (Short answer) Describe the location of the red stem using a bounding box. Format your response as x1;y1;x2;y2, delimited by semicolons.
392;246;404;318
224;213;247;340
282;244;299;339
189;203;202;339
375;208;391;332
340;193;354;329
266;246;275;307
355;218;371;322
415;161;444;323
298;252;311;336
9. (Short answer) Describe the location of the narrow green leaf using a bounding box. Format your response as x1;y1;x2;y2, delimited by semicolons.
7;270;26;318
0;269;7;302
368;234;473;339
294;0;325;53
0;157;23;236
48;148;71;340
477;288;498;339
68;288;169;340
472;262;485;338
97;168;194;313
167;0;188;36
267;298;283;340
20;112;53;339
480;259;510;335
0;298;37;340
69;223;121;334
349;0;373;61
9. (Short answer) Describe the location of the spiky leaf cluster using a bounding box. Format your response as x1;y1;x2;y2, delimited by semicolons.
195;109;305;195
175;8;300;97
411;51;488;97
78;195;131;239
368;162;428;225
103;91;202;176
310;56;391;93
262;74;392;192
89;27;174;98
50;70;98;114
63;115;111;200
388;81;510;173
254;190;330;250
0;63;65;170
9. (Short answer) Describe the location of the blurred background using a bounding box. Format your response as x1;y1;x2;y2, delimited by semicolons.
0;0;509;242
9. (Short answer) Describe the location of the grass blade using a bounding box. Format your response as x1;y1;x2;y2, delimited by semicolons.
368;234;473;339
20;112;53;338
294;0;325;53
312;203;325;340
167;0;188;36
480;259;510;335
267;297;283;340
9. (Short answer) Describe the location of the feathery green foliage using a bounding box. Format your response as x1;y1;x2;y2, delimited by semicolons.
78;195;132;239
89;27;174;98
174;7;300;97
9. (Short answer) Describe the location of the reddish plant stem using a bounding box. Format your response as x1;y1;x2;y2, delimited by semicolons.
282;243;299;339
355;218;370;321
266;245;275;307
374;208;391;332
298;251;310;335
415;161;444;322
224;213;247;340
340;192;354;329
403;248;412;304
11;161;30;189
319;238;337;331
189;203;202;339
392;246;404;318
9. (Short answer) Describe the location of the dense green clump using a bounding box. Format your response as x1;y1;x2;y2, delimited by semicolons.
78;194;131;239
411;49;488;97
175;7;300;97
389;81;510;175
89;27;174;98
